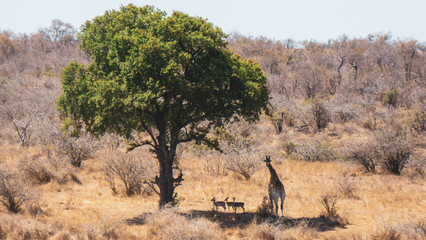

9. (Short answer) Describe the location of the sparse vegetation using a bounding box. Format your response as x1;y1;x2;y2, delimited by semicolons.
102;151;156;196
0;168;38;213
294;140;336;162
56;133;99;168
347;141;378;172
0;4;424;239
375;128;413;175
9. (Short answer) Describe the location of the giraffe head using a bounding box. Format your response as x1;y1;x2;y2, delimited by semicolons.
264;155;272;166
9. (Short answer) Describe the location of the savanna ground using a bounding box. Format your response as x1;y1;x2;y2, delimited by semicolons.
0;118;424;239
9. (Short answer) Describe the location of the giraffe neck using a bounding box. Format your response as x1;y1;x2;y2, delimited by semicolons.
267;163;280;183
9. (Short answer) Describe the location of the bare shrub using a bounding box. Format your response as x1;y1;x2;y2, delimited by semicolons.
295;141;336;162
347;141;377;172
218;122;262;180
348;128;414;175
0;168;38;213
101;133;124;152
319;193;339;219
102;151;156;196
19;152;76;186
375;128;413;175
20;158;53;184
222;137;261;180
0;103;34;147
202;154;227;176
331;104;360;123
56;133;99;167
225;153;260;180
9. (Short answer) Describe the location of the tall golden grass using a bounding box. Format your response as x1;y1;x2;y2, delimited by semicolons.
0;127;424;240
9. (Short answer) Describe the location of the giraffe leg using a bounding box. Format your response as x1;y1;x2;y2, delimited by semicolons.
273;198;279;216
269;193;274;214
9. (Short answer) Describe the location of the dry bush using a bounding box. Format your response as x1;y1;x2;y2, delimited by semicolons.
347;141;377;172
56;133;99;167
202;154;227;176
225;152;261;181
347;128;414;175
319;193;339;219
375;128;413;175
294;141;336;162
0;167;39;213
330;103;360;123
102;151;156;196
19;153;77;186
101;133;125;152
20;158;53;184
144;208;224;240
219;122;262;180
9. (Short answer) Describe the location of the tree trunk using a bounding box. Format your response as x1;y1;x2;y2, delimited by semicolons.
155;140;181;208
157;156;175;207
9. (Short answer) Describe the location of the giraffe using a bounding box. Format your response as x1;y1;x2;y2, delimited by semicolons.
264;155;286;216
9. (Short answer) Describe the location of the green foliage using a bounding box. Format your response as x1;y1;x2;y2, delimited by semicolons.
57;4;268;146
57;4;268;206
382;88;399;107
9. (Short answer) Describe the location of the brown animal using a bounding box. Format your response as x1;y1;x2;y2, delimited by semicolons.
264;155;286;216
225;197;245;213
211;197;227;211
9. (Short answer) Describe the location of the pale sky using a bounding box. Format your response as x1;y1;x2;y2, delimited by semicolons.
1;0;425;42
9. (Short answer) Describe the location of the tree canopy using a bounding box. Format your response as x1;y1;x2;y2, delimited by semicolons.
57;4;268;206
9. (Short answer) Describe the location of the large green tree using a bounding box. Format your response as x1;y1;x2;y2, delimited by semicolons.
58;4;268;206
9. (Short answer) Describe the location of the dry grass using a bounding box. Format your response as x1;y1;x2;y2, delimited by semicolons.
0;125;424;239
